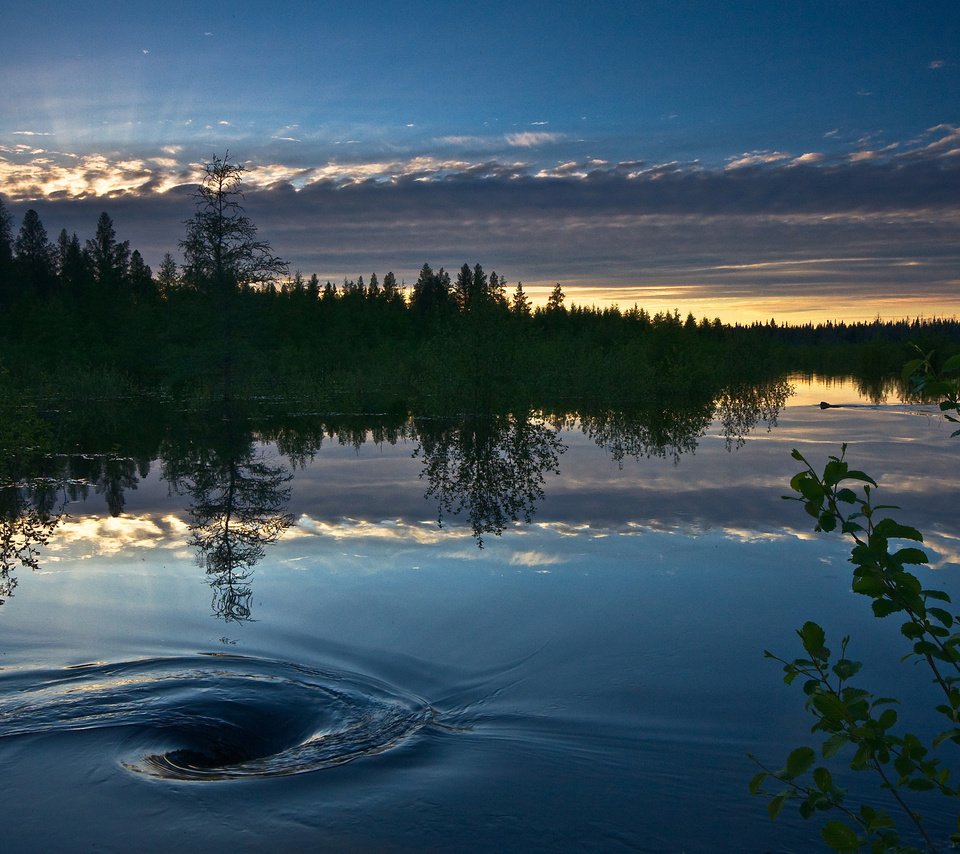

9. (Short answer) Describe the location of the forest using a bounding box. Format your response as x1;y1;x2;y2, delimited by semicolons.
2;158;958;411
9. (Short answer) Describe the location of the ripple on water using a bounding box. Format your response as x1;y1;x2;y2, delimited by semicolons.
0;654;438;781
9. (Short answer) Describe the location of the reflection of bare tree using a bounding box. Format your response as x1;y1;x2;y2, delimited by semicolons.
162;408;293;622
414;412;564;546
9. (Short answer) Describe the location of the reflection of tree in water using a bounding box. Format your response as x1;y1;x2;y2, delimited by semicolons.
715;379;793;449
67;453;144;516
576;402;714;466
162;406;293;622
414;412;564;546
577;378;793;464
0;493;61;605
0;445;66;606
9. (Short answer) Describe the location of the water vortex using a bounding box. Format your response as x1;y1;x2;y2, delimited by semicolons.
0;654;437;780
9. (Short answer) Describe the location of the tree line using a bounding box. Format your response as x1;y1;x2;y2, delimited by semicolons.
2;154;958;404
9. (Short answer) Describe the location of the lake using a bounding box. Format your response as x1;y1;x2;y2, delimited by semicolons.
1;376;958;852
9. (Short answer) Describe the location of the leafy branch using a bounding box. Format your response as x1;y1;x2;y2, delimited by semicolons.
752;354;960;852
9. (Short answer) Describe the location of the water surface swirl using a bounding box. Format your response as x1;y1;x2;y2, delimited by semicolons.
0;654;438;780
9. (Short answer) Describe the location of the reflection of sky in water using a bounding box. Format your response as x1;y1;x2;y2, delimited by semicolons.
34;375;959;563
3;375;959;851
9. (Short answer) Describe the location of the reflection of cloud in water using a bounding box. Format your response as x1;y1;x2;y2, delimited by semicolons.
509;551;568;568
36;511;959;579
291;515;467;545
925;530;960;572
45;514;189;557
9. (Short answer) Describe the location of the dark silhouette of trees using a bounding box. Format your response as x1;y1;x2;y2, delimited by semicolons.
382;271;399;302
156;252;180;296
13;209;55;298
127;249;154;300
415;412;564;546
180;152;287;297
85;212;130;291
162;403;293;622
511;281;531;317
545;283;565;313
55;229;87;292
410;262;451;315
0;196;15;309
179;152;288;395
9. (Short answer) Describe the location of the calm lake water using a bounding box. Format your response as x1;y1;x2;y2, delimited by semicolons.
1;377;958;852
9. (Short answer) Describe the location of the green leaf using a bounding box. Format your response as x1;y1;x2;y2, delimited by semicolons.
821;819;860;851
932;728;960;748
893;547;928;566
843;470;877;487
823;459;847;486
818;511;837;532
852;574;886;596
872;599;904;618
877;708;897;730
928;607;954;627
873;519;922;542
900;622;925;640
784;746;816;780
812;692;845;720
799;622;826;656
748;771;766;794
768;792;788;820
798;479;825;501
813;766;833;791
923;589;951;603
832;659;862;680
822;733;848;758
942;353;960;373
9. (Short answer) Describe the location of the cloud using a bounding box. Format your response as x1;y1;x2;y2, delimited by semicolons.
0;151;198;199
13;130;53;136
905;124;960;158
3;123;960;323
850;142;899;162
929;60;945;69
505;131;564;147
725;151;791;170
509;550;567;567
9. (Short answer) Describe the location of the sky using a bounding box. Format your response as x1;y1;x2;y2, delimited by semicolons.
2;0;959;323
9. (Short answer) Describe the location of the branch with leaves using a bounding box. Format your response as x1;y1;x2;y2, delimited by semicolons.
752;352;960;852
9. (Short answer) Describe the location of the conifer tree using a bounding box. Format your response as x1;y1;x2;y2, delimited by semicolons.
512;281;531;317
180;153;287;297
85;212;130;289
14;209;55;297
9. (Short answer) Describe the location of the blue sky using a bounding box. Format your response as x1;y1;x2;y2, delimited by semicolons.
2;1;959;321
